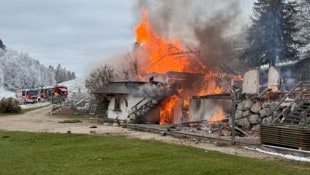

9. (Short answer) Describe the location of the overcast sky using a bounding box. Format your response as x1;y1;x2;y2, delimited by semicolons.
0;0;254;77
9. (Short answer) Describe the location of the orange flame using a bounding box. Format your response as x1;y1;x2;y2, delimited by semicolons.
160;95;179;125
134;8;241;125
135;9;190;74
183;99;189;107
208;109;225;124
214;86;222;94
197;89;207;96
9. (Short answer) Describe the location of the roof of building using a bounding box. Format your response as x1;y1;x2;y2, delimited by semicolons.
94;80;174;99
95;81;148;95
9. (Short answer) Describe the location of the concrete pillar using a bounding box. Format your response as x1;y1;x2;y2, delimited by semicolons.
268;66;280;92
242;68;260;94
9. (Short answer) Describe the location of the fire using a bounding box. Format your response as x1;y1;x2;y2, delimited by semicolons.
197;89;209;96
197;86;223;96
160;95;179;125
135;9;150;44
135;8;190;74
134;8;240;125
208;109;225;124
183;99;189;107
214;86;222;94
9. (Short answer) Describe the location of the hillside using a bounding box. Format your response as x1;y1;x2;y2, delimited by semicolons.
0;48;56;91
0;41;76;93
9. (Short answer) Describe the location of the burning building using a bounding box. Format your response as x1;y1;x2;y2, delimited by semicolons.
89;1;310;152
89;1;310;151
97;8;241;126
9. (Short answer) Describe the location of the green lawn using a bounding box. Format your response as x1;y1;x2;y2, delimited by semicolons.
20;105;51;113
0;105;50;117
0;131;309;175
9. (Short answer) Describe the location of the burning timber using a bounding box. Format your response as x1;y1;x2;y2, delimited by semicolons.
123;123;310;158
123;124;260;146
104;67;310;152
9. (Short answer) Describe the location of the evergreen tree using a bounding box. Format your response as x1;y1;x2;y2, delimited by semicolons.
48;65;55;71
55;64;61;83
241;0;303;68
54;63;76;83
0;39;5;50
298;0;310;44
71;72;76;79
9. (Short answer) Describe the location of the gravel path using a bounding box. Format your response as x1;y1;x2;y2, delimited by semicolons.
0;106;277;160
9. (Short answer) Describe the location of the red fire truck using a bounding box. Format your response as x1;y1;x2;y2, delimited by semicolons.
16;88;40;104
53;85;68;98
16;85;68;104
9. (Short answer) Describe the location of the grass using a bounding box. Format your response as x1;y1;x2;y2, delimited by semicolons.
0;104;50;117
20;104;51;113
0;131;309;175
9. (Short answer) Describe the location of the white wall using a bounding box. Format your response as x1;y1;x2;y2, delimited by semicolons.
107;95;149;120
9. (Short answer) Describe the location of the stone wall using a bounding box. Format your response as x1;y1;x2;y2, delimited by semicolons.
234;96;283;136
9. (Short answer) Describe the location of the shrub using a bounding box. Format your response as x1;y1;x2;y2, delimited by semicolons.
0;97;21;113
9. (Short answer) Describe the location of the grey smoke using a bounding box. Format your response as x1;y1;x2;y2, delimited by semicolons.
131;83;174;98
134;0;244;73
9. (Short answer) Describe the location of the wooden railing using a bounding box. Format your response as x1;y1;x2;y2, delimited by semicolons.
131;97;147;112
269;81;310;124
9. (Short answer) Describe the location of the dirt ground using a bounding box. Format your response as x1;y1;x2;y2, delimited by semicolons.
0;106;278;160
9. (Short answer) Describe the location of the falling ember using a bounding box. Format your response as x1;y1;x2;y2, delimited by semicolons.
160;95;179;125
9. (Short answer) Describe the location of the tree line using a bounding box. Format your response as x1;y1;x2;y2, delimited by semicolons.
49;64;76;84
0;40;76;90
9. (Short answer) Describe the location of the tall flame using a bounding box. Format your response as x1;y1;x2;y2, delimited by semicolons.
135;9;190;74
134;8;239;125
160;95;179;125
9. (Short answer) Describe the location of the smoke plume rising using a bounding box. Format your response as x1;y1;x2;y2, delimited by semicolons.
134;0;243;73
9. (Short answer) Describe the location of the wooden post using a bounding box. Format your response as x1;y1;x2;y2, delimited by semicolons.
231;85;240;145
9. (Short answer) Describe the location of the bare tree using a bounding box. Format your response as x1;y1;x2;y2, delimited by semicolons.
85;64;118;116
85;64;118;93
120;52;142;80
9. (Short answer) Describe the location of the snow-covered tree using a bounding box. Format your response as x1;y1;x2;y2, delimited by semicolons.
0;49;74;90
54;63;75;83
